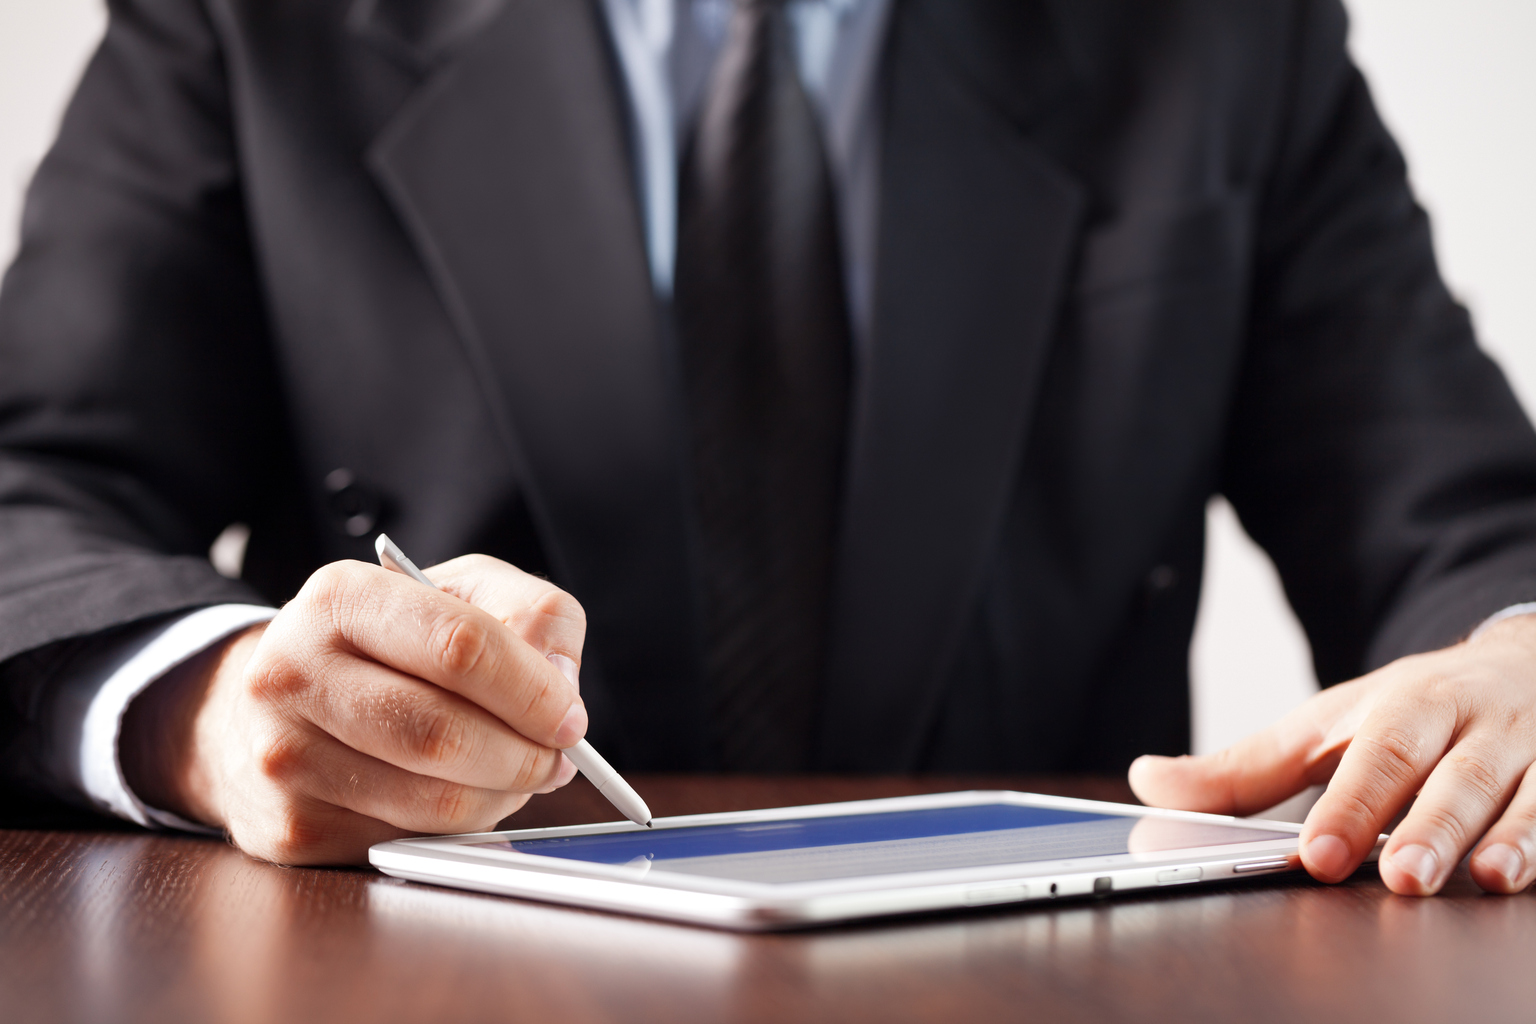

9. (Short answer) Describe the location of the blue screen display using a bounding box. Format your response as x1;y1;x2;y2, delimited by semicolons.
472;804;1294;884
503;805;1109;864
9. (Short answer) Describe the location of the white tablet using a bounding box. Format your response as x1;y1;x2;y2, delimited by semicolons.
369;790;1381;931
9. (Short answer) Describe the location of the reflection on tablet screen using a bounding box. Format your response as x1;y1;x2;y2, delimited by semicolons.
472;805;1295;884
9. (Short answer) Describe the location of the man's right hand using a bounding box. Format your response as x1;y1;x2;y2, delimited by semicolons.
119;555;588;865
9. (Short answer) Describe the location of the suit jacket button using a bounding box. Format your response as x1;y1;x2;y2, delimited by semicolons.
325;468;383;538
1146;565;1179;593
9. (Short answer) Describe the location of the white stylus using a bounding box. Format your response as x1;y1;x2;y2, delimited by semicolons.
374;533;653;828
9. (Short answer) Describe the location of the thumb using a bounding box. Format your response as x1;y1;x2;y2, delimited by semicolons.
1129;683;1361;816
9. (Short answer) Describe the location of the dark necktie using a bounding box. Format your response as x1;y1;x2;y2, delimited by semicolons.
675;0;853;771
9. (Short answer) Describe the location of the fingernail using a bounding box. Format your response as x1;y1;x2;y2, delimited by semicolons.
1475;843;1524;888
1389;844;1440;889
554;701;588;747
547;653;580;693
1303;834;1352;879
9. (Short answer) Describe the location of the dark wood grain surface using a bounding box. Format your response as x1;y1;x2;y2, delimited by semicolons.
4;775;1534;1024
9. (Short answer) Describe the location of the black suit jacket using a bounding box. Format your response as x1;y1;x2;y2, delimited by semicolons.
3;0;1536;782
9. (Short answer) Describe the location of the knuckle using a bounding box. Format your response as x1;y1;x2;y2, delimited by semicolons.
244;654;299;703
454;553;500;574
1415;803;1478;848
424;780;481;832
264;807;327;865
1326;786;1382;831
255;732;309;785
299;561;373;639
1446;750;1508;806
244;646;331;706
531;587;586;631
506;743;552;793
428;612;492;679
512;667;561;726
1419;672;1469;711
245;651;346;727
406;704;478;772
230;803;324;866
435;554;510;596
301;560;356;610
1357;727;1426;788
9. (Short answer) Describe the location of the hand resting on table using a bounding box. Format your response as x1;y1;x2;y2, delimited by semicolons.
1132;614;1536;896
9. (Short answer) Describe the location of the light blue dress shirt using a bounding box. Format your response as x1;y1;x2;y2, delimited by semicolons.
601;0;893;340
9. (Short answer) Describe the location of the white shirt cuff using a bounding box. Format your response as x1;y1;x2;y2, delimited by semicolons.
71;604;277;831
1469;602;1536;641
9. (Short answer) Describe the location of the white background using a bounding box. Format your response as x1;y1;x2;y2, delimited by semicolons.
2;0;1533;756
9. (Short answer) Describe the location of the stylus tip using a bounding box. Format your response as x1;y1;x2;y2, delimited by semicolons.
645;820;653;828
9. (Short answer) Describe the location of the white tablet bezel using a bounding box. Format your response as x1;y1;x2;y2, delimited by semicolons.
369;790;1381;930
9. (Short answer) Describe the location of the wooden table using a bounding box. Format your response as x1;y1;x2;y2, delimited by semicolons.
4;775;1534;1023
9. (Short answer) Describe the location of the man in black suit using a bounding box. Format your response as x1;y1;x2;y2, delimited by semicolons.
3;0;1536;896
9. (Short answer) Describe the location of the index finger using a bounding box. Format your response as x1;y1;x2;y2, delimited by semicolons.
1299;682;1457;883
290;561;587;750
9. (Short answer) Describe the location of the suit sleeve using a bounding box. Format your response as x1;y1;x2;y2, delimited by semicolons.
0;0;303;793
1223;0;1536;685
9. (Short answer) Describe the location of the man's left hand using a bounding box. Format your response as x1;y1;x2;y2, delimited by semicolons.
1129;614;1536;895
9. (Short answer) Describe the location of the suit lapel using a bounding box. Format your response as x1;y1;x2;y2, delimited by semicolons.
360;0;707;767
817;0;1087;768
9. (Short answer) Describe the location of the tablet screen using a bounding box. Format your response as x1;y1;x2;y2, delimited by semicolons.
473;805;1295;884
